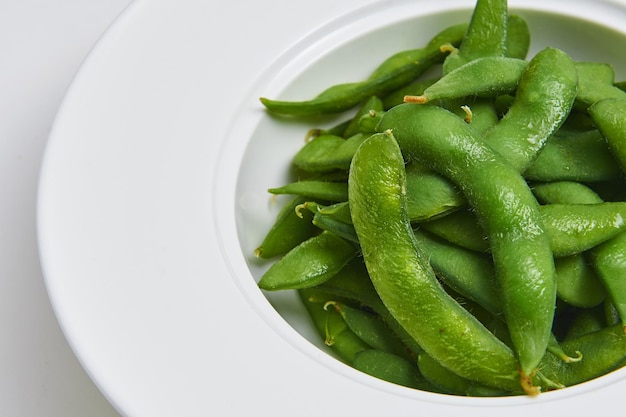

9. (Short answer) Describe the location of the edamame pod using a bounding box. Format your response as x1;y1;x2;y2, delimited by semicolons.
483;47;578;172
525;129;622;182
575;62;626;108
260;23;468;116
405;57;527;104
268;180;348;202
258;230;357;291
589;98;626;172
535;324;626;389
378;104;556;382
349;131;522;392
298;287;371;363
255;196;318;259
442;0;508;73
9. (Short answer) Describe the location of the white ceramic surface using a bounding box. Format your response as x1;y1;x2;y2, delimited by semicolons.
38;0;626;416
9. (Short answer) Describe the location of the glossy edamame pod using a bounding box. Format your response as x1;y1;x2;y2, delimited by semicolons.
316;258;424;357
541;202;626;257
589;232;626;332
575;62;626;108
326;301;411;360
353;349;432;390
589;98;626;172
442;0;508;74
564;306;606;340
268;180;348;202
401;47;578;222
417;352;473;395
412;229;501;315
292;133;368;173
555;254;606;308
348;131;522;392
259;23;468;116
504;14;530;60
298;287;371;363
419;202;626;258
258;230;357;291
378;104;555;381
532;181;603;205
405;162;465;221
342;96;384;138
483;47;578;172
535;324;626;389
255;196;319;259
525;129;622;182
404;57;527;104
381;77;438;109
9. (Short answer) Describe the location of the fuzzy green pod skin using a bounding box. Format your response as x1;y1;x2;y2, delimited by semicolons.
535;324;626;388
258;231;357;291
575;62;626;108
348;131;521;393
255;196;318;259
442;0;508;73
504;14;530;60
378;104;556;380
525;129;621;182
532;181;603;205
259;23;468;116
406;57;527;104
483;47;578;172
589;98;626;171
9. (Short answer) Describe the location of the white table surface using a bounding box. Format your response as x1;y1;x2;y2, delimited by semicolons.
0;1;131;416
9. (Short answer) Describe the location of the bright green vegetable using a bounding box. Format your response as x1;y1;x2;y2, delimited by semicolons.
378;104;555;383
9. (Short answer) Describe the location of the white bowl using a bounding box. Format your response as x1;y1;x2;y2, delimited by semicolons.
38;0;626;416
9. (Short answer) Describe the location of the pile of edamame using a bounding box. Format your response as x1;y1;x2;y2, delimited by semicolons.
255;0;626;396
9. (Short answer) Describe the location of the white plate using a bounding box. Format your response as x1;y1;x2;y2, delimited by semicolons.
37;0;626;415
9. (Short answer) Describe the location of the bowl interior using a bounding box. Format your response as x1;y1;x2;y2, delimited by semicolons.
227;1;626;400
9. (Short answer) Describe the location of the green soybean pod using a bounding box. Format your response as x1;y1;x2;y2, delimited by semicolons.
255;196;318;259
419;202;626;257
298;287;371;363
353;349;433;391
575;62;626;108
259;23;468;116
589;97;626;172
381;77;439;109
483;47;578;172
541;202;626;257
554;254;606;308
532;181;603;205
316;258;424;357
442;0;508;74
293;133;368;173
404;57;527;104
412;229;501;315
258;230;357;291
525;129;622;183
589;232;626;333
419;209;489;253
327;301;411;359
405;162;465;221
535;324;626;389
268;180;348;202
417;352;473;395
505;14;530;60
378;104;556;382
343;96;384;138
348;131;522;393
564;306;606;340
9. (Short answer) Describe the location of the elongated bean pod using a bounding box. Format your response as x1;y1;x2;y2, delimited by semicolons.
378;104;556;380
260;23;468;116
348;131;522;392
